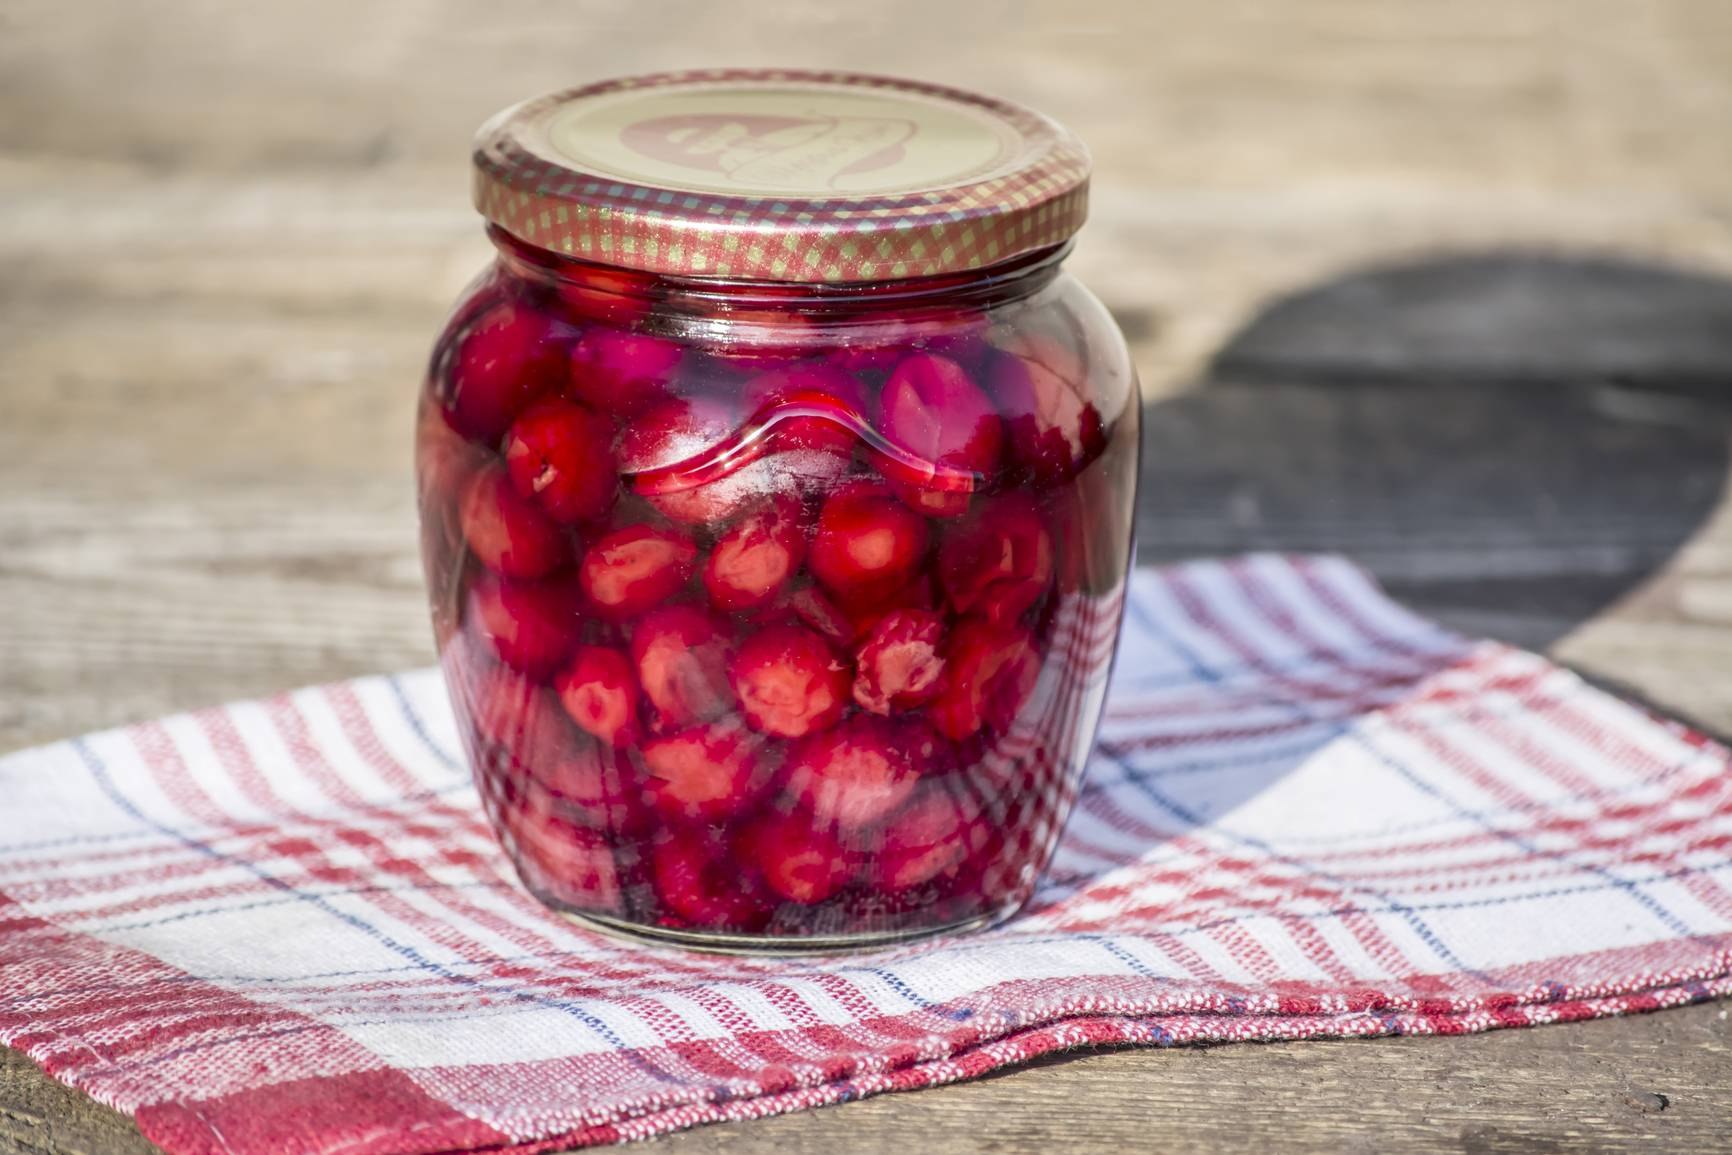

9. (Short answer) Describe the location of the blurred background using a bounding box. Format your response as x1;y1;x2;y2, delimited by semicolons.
3;0;1731;745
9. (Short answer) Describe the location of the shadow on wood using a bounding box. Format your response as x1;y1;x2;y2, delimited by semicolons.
1136;252;1732;653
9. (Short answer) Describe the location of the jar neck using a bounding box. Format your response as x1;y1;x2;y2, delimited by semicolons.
487;225;1069;316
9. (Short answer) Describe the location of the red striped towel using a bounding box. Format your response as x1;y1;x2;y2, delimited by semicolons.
3;555;1729;1155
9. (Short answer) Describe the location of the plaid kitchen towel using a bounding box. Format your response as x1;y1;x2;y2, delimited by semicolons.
3;554;1730;1155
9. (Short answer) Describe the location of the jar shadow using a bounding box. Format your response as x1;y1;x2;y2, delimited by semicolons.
1031;252;1732;910
1138;252;1732;647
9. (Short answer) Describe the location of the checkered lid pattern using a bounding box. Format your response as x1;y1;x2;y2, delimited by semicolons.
472;69;1091;282
4;555;1731;1155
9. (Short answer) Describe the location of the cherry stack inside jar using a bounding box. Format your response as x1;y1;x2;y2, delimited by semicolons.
418;71;1140;950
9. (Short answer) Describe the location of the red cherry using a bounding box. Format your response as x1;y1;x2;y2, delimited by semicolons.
466;571;582;678
465;664;583;769
1046;446;1135;599
885;478;970;519
828;308;992;374
445;300;567;442
534;742;649;836
988;335;1105;486
618;398;733;473
828;337;906;376
938;493;1055;626
851;608;947;715
839;569;939;641
646;466;781;527
876;353;1002;517
567;329;681;417
742;362;868;459
620;395;770;525
578;523;698;619
730;624;849;738
418;403;492;627
506;808;622;909
630;605;736;727
782;583;857;646
734;811;852;905
809;482;930;609
554;645;641;746
927;619;1041;740
649;837;774;930
874;778;987;891
554;266;655;328
460;464;570;579
477;745;625;893
641;721;769;823
703;494;808;612
784;715;920;830
504;398;617;525
879;352;1003;476
416;401;490;510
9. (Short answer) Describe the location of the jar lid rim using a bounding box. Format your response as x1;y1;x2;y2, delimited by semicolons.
472;69;1090;283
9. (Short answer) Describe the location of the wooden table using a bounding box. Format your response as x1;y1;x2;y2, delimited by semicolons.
4;2;1731;1150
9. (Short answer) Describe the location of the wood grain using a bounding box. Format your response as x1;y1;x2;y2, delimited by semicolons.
3;1;1731;1151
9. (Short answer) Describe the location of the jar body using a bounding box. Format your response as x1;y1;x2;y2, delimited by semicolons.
416;235;1139;950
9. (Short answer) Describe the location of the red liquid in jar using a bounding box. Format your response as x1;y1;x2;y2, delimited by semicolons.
422;71;1136;948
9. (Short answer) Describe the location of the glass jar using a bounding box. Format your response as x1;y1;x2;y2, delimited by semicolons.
417;71;1139;951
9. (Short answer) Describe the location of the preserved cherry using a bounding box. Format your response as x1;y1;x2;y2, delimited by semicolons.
420;70;1138;950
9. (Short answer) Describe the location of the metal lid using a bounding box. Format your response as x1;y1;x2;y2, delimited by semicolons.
473;69;1090;283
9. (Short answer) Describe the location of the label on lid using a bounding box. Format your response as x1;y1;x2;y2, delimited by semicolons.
541;84;1023;197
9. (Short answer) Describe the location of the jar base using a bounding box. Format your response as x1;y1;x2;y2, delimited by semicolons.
558;906;1014;956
